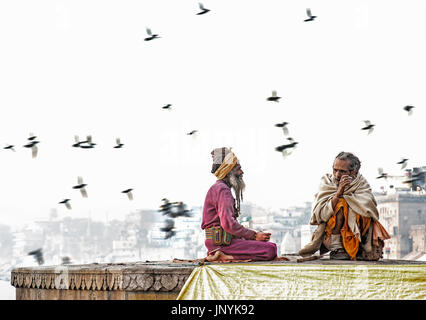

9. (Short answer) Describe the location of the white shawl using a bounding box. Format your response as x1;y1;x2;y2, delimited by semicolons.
310;173;380;240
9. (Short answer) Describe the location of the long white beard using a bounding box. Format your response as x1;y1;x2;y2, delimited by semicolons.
228;171;245;215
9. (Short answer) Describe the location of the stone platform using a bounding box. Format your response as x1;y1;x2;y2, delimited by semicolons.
10;261;197;300
10;257;426;300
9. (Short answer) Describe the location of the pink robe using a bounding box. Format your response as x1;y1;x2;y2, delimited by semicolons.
201;180;277;261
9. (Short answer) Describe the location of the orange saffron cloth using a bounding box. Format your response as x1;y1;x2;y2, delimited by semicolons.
325;198;371;260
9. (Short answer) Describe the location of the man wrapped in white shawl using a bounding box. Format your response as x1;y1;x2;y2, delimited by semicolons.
299;152;390;260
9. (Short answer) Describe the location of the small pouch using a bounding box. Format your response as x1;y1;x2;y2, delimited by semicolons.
212;226;232;246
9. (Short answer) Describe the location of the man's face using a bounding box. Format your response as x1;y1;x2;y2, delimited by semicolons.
232;164;244;177
333;159;354;182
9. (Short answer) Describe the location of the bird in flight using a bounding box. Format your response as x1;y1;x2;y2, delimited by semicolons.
275;122;289;136
28;248;44;265
159;198;173;216
144;28;160;41
114;138;124;148
376;168;388;179
79;135;96;149
4;144;15;152
62;256;72;265
161;219;176;239
59;199;72;210
72;135;83;148
187;130;198;136
28;133;37;141
304;8;317;22
361;120;375;135
275;138;298;158
197;3;210;15
397;158;409;170
161;218;174;231
159;199;192;218
267;90;281;102
403;105;415;115
164;230;176;240
162;104;172;111
122;188;134;200
73;176;88;198
23;140;39;158
175;202;193;217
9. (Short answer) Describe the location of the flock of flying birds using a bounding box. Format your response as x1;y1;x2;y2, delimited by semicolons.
145;7;316;159
269;90;420;185
356;105;420;186
14;5;422;263
270;91;417;164
143;4;419;164
140;5;421;231
7;131;194;243
158;199;193;240
144;5;317;41
27;249;72;266
3;133;136;211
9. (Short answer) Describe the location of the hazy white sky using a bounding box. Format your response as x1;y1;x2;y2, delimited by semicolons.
0;0;425;226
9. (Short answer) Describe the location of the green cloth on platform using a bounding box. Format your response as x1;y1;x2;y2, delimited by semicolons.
177;264;426;300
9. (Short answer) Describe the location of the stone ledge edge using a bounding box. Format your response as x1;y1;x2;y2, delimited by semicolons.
11;264;196;292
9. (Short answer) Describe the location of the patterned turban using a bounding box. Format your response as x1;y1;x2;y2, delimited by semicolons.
210;147;239;180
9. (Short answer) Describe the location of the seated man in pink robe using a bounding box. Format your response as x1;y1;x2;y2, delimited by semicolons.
201;147;277;262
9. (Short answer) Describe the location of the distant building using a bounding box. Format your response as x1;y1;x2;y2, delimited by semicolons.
373;166;425;196
402;225;426;261
300;224;317;249
280;232;296;255
239;202;311;254
11;230;26;265
410;225;426;253
240;216;253;229
112;238;138;262
376;191;426;259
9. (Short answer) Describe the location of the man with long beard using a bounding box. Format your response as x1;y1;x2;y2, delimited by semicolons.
299;152;390;260
201;147;277;262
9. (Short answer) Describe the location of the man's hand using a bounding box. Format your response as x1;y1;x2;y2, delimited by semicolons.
255;232;271;242
332;175;353;209
336;175;353;197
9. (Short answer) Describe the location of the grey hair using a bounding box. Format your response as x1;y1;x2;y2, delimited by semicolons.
335;151;361;173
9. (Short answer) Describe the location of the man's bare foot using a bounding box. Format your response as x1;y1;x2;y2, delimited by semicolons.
205;251;221;262
205;251;234;262
275;256;290;261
